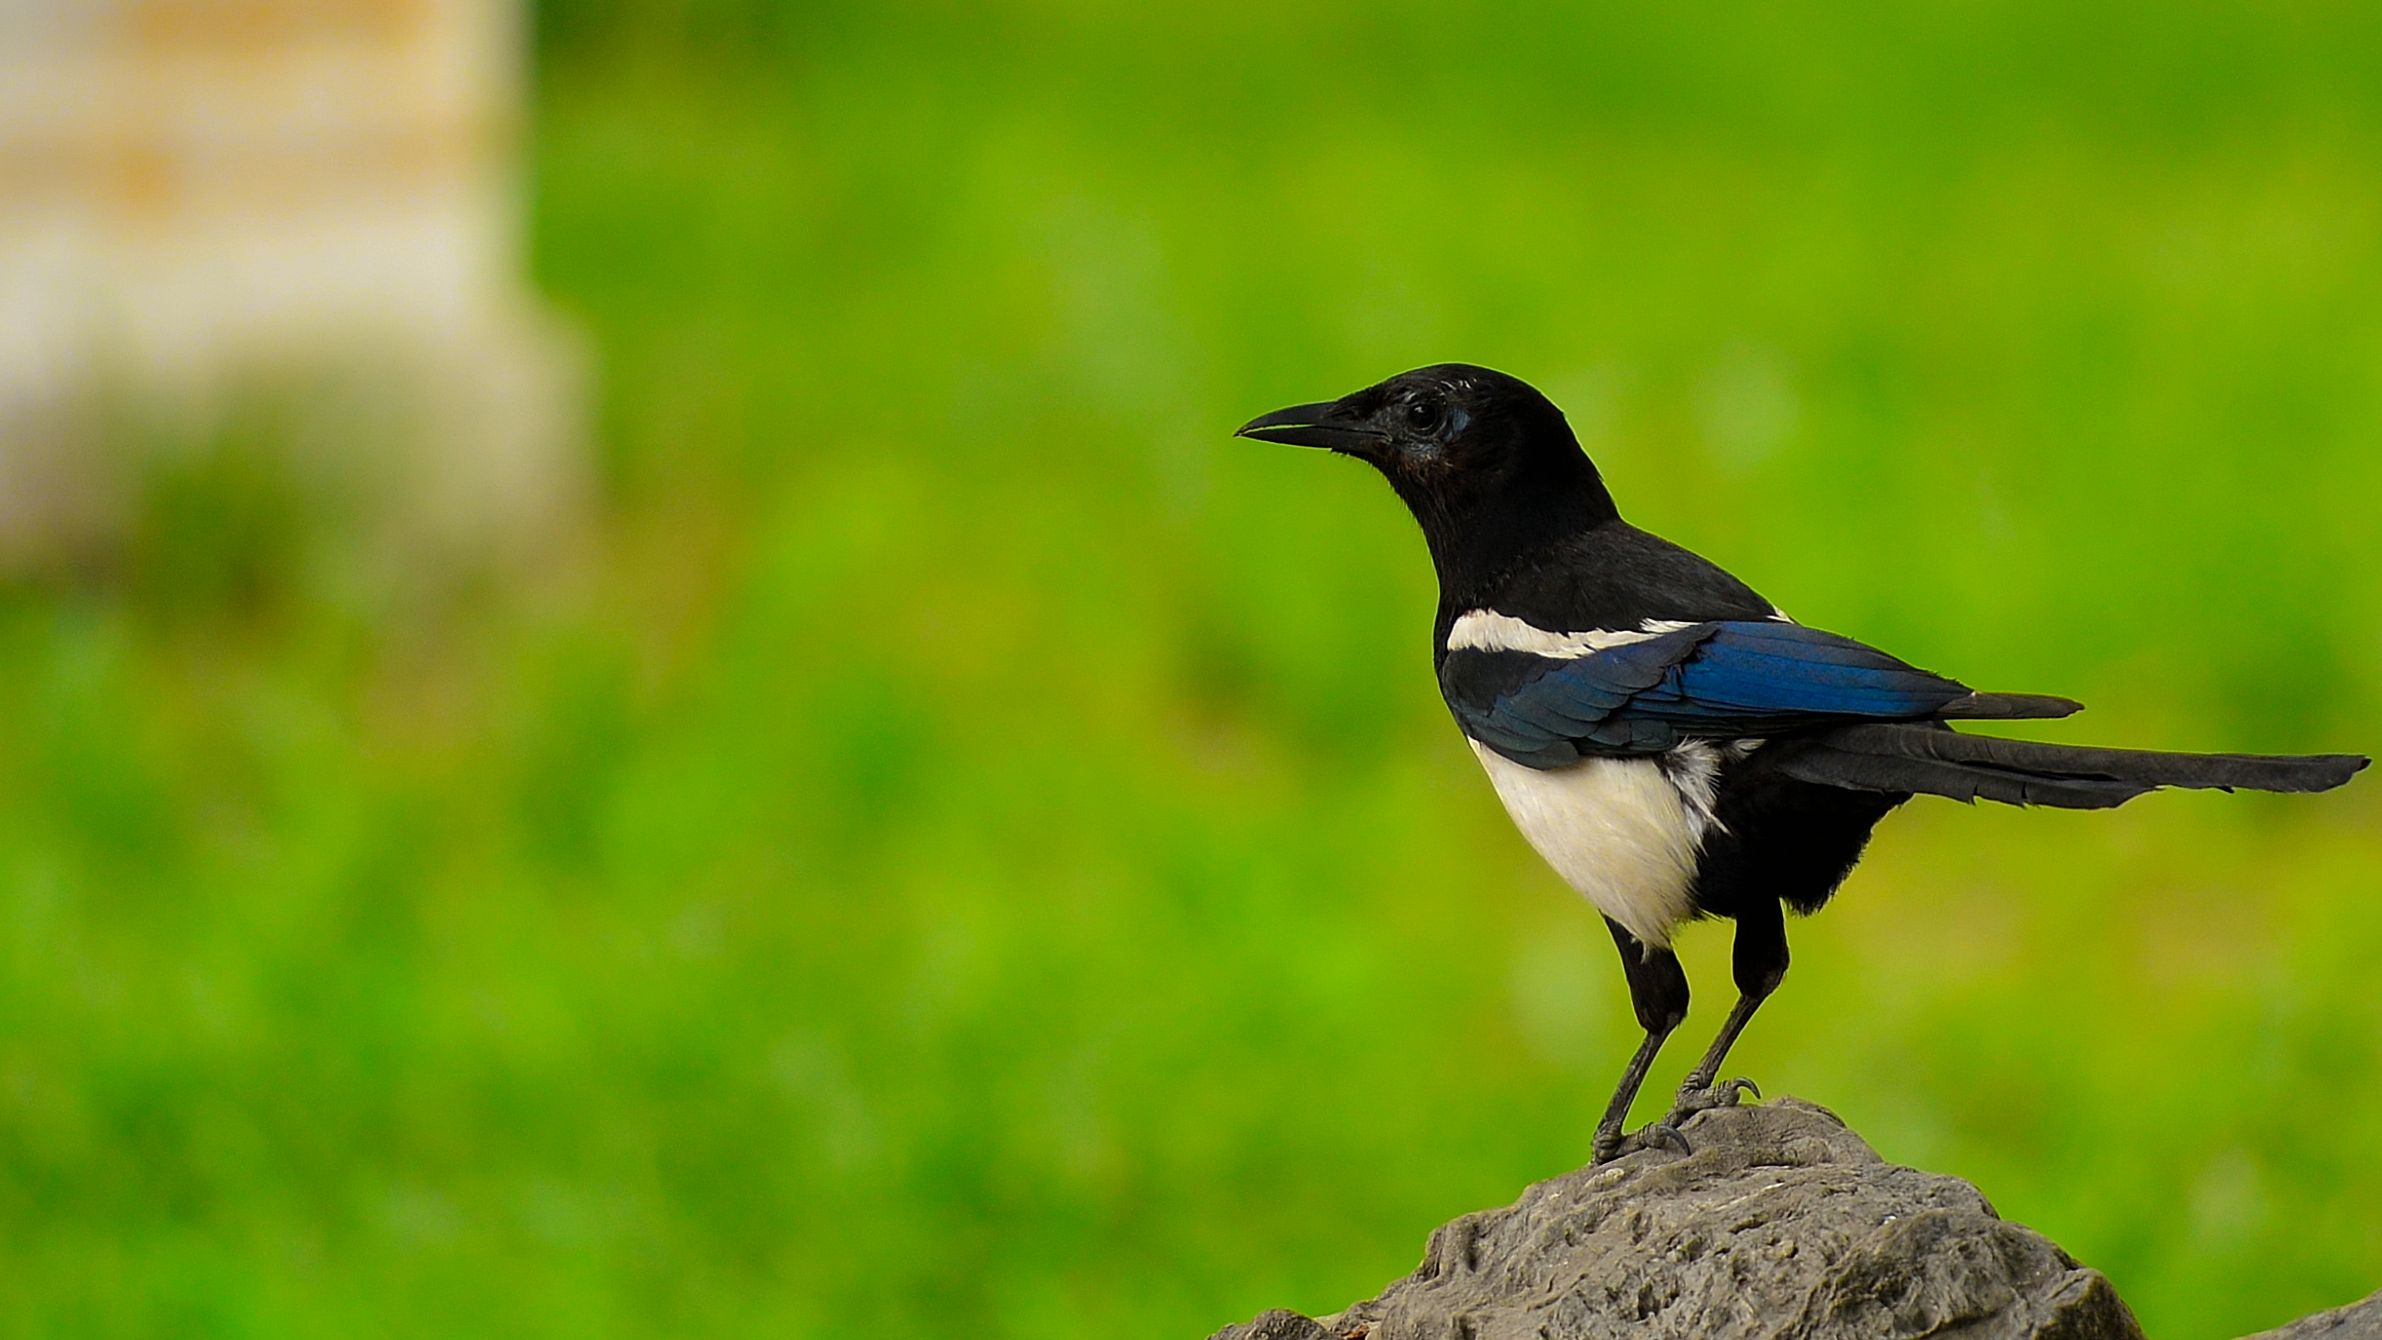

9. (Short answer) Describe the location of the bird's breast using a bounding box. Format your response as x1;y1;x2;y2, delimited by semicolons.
1466;740;1717;948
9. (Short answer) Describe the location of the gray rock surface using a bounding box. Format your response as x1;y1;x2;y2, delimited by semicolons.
2242;1290;2382;1339
1211;1097;2142;1340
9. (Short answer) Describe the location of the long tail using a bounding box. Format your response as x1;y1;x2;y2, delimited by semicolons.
1778;721;2369;810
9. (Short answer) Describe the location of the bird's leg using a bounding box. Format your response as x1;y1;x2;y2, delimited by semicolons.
1666;897;1788;1125
1591;918;1690;1163
1592;1026;1679;1162
1666;994;1768;1118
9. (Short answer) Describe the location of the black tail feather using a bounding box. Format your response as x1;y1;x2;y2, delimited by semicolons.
1779;722;2368;810
1938;691;2085;721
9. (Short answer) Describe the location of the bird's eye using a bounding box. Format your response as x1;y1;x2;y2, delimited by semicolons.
1403;397;1446;434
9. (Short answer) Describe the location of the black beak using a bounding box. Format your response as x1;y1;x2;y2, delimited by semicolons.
1234;400;1384;453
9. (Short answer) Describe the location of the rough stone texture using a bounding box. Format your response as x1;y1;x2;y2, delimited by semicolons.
2243;1290;2382;1339
1211;1097;2144;1340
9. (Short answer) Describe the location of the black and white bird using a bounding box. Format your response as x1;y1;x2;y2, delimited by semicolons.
1236;363;2366;1162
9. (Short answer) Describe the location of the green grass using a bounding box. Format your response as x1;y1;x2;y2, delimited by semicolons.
2;3;2380;1336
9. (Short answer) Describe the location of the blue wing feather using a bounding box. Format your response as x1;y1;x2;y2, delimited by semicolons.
1441;620;1974;766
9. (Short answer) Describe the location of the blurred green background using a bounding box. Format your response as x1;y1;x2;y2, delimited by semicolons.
5;1;2382;1335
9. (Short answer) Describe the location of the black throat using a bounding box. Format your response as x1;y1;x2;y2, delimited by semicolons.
1390;443;1621;609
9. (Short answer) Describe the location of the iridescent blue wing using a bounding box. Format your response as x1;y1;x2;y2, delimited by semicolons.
1440;620;1980;767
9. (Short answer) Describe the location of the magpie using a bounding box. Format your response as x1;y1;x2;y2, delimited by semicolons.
1236;363;2367;1162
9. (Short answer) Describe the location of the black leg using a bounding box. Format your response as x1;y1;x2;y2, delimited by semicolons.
1666;896;1789;1123
1591;917;1689;1163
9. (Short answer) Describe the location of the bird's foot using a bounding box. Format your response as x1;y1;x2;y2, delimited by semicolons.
1662;1076;1759;1128
1591;1120;1692;1165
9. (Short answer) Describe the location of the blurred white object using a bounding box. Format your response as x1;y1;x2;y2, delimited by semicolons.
0;0;580;571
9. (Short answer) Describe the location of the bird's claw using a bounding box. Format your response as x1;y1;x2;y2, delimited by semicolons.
1662;1076;1760;1128
1630;1121;1692;1156
1592;1120;1691;1164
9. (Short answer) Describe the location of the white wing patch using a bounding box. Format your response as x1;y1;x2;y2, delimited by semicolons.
1445;609;1699;658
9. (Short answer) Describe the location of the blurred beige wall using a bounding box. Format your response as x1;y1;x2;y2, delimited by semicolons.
0;0;578;570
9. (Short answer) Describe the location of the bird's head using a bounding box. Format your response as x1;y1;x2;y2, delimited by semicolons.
1236;364;1617;585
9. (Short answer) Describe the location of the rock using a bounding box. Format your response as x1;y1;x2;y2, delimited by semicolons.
2242;1290;2382;1339
1210;1097;2141;1340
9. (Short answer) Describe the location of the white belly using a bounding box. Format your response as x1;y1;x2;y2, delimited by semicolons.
1467;741;1704;949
